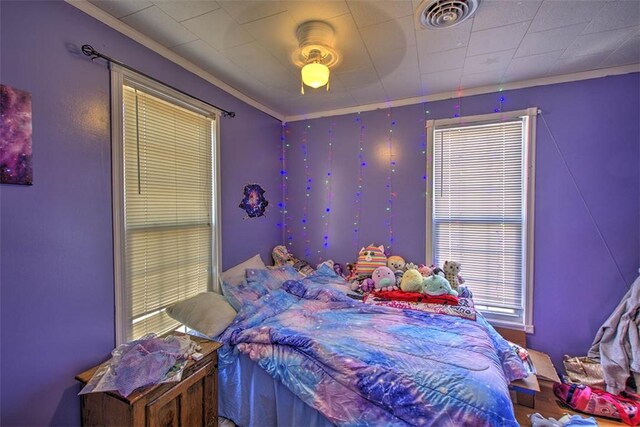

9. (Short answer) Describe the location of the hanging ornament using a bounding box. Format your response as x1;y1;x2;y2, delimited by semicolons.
239;183;269;218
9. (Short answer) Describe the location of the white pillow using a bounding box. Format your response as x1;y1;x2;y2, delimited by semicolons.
166;292;236;337
221;254;266;286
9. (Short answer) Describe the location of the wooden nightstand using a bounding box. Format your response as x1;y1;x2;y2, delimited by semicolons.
76;335;222;427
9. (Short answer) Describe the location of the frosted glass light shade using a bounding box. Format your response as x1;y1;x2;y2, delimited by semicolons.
301;63;330;88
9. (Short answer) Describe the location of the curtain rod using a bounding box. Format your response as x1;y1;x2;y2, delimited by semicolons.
81;44;236;118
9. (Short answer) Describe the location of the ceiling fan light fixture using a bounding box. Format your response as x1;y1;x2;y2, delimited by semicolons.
301;62;330;89
293;21;340;94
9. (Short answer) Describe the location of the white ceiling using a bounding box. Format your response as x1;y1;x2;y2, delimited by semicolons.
86;0;640;118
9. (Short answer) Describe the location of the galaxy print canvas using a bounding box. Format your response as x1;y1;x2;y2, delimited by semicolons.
1;84;33;185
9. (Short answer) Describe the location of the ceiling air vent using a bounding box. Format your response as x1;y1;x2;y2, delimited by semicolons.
415;0;480;29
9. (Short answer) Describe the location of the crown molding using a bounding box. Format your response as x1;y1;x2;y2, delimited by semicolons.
283;64;640;122
65;0;284;121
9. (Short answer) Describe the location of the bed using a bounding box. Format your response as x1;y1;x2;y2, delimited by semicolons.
214;264;528;426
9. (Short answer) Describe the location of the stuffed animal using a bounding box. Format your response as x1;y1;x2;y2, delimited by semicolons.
443;261;462;291
333;263;346;278
372;266;397;291
272;245;293;266
355;244;387;278
387;255;406;271
423;273;458;297
400;269;426;293
405;262;418;271
271;245;314;275
418;264;433;277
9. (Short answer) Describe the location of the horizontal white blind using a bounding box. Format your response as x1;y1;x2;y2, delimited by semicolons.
433;119;525;321
123;85;213;341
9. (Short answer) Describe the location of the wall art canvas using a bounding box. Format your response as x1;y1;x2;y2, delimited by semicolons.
1;84;33;185
239;183;268;218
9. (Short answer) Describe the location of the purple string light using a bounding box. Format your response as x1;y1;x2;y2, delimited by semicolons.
353;113;365;249
321;121;334;260
386;109;396;252
302;122;311;259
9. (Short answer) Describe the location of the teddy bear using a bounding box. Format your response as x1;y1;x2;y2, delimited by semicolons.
443;260;462;291
400;269;426;293
372;266;398;291
354;244;387;279
423;273;458;297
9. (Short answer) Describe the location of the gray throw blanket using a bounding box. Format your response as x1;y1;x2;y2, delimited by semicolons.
588;275;640;394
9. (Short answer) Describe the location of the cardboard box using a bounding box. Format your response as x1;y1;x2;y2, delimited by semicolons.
510;348;560;408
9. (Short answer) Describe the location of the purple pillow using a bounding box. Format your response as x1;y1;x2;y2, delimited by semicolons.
245;265;303;291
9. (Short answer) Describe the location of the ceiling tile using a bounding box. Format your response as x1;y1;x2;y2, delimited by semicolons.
472;0;541;32
221;41;298;90
379;51;422;99
121;6;197;47
326;14;374;73
347;82;388;105
600;32;640;68
463;49;516;73
528;0;605;33
360;15;416;54
171;39;242;79
334;66;380;89
347;0;413;28
582;0;640;34
153;1;220;22
242;12;299;68
371;45;418;77
284;0;350;24
547;52;611;76
182;8;254;50
415;20;472;56
515;23;586;58
420;68;462;95
418;47;467;74
89;0;152;19
503;50;562;81
217;1;287;24
460;70;504;89
561;26;637;59
467;21;529;56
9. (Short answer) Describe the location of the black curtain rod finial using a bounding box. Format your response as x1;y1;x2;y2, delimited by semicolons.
80;43;236;118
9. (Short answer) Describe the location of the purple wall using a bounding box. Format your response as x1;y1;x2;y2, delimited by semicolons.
284;73;640;371
0;1;281;425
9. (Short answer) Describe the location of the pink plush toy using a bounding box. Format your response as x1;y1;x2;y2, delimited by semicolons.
372;266;398;291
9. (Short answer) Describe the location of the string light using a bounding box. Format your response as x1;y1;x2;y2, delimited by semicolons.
302;122;312;259
386;109;396;252
422;104;429;193
321;121;334;260
494;94;506;113
353;112;365;249
282;123;293;247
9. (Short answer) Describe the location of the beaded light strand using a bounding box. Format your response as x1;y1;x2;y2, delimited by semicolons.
282;123;293;247
353;113;365;249
321;121;334;260
386;109;396;253
302;122;312;259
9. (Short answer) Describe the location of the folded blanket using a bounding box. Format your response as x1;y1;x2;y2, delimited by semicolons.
365;289;459;305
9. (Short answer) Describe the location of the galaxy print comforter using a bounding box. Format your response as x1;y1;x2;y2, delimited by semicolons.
218;280;527;427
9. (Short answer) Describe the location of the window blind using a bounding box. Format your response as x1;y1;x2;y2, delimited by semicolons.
122;85;214;341
432;119;527;323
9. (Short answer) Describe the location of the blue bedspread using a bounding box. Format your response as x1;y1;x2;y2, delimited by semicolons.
218;280;527;426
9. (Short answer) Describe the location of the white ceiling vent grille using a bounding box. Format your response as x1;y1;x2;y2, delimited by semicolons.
415;0;480;29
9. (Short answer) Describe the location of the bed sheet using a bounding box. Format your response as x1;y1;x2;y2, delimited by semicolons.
218;279;527;426
219;351;333;427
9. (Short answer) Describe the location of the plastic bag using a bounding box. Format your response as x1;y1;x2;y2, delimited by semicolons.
563;355;606;389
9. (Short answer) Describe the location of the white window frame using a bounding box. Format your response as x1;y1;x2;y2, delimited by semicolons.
426;108;537;332
111;65;222;345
